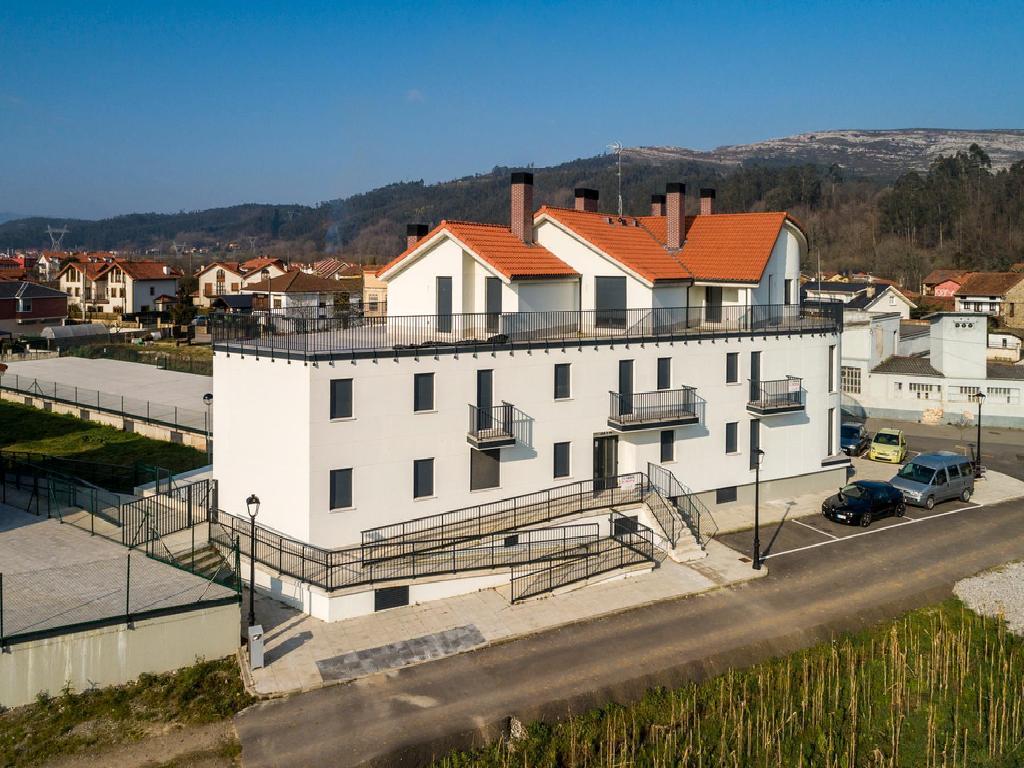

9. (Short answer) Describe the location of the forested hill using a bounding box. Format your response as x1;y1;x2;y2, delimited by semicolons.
2;133;1023;288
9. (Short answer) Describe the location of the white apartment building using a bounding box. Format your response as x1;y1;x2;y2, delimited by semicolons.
211;175;846;620
840;311;1024;427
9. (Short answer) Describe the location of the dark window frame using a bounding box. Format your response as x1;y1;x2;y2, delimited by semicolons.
553;363;571;400
329;468;353;510
660;429;674;462
657;357;671;390
413;458;434;499
726;352;739;384
725;421;738;454
470;448;501;491
716;486;738;504
553;441;571;479
413;372;434;412
330;378;353;419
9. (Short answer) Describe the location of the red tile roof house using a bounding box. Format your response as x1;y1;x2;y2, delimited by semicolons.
954;272;1024;319
922;269;972;297
241;270;360;312
194;258;288;308
95;260;183;314
0;281;68;337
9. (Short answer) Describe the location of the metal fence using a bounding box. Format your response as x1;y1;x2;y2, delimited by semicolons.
62;343;213;376
0;450;163;494
467;402;531;446
509;514;656;603
609;387;705;426
210;302;844;358
121;478;216;548
0;549;239;647
648;462;719;548
0;372;209;434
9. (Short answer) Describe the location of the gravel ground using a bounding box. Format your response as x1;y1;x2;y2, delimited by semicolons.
954;561;1024;634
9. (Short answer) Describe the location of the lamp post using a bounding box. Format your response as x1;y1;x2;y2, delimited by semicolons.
261;268;271;314
753;448;765;570
245;493;260;628
202;393;213;464
975;391;986;478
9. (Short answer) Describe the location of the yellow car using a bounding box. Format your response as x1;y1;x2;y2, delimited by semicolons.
868;428;908;463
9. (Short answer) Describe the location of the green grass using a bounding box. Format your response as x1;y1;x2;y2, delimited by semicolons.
0;399;207;477
435;600;1024;767
0;658;253;767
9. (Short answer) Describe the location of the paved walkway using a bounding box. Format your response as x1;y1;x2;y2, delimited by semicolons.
243;539;761;696
712;457;1024;533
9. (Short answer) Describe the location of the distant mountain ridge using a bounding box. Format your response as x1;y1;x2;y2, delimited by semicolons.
1;128;1022;253
632;129;1024;177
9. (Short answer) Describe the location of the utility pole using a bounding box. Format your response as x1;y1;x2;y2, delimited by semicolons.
45;225;70;250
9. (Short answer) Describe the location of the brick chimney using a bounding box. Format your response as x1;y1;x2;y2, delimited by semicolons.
666;183;686;250
406;224;429;250
700;188;716;216
511;172;534;244
650;194;666;216
574;187;599;212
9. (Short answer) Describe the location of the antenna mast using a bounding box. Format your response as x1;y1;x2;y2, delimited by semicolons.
607;142;623;216
45;225;70;250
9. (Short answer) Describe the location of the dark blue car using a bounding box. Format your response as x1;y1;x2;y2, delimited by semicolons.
840;422;871;456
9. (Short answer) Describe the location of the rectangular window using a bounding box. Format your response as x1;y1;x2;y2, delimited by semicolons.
660;430;674;462
436;276;452;333
716;486;738;504
725;421;738;454
784;279;793;305
726;352;739;384
330;378;353;419
553;441;571;479
828;345;836;392
374;585;409;612
329;468;352;509
553;363;571;400
840;366;861;394
749;418;761;470
657;357;671;390
470;448;501;491
413;372;434;412
413;458;434;499
595;276;627;328
827;407;835;455
909;382;940;400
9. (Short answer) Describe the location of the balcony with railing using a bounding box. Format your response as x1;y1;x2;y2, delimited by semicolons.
467;402;529;448
747;377;804;415
608;387;704;431
210;302;843;360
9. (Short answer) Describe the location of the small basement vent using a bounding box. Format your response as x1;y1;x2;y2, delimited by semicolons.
374;585;410;612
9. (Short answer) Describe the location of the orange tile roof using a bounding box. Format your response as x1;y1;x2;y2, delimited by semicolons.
540;207;797;284
101;260;183;281
240;256;285;273
378;221;577;280
537;207;691;282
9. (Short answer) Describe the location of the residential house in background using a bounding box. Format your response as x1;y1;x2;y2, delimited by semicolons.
923;269;971;297
97;260;181;314
954;272;1024;318
1001;278;1024;331
241;270;357;311
361;265;387;316
802;281;916;319
194;257;287;308
211;175;845;622
0;281;68;336
36;252;64;281
56;259;110;313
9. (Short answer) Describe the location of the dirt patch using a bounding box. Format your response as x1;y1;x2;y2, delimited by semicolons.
40;722;237;768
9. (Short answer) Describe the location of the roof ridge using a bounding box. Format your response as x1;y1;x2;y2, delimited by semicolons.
441;219;512;230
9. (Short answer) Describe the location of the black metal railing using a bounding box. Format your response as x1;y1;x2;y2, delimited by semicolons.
0;450;163;494
748;377;804;413
121;478;215;548
509;515;656;603
361;472;649;564
608;387;704;428
647;462;718;548
467;402;530;446
210;302;843;358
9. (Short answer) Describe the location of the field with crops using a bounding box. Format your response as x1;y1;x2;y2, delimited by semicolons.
436;600;1024;767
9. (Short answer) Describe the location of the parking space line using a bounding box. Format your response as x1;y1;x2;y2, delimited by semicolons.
763;502;985;560
792;519;838;539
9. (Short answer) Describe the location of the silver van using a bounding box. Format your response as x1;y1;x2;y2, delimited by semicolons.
890;452;975;509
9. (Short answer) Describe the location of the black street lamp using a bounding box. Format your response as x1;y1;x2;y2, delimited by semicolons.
202;393;213;464
753;448;765;570
975;391;986;479
245;493;260;628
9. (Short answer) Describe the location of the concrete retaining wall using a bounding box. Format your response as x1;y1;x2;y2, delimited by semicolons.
0;388;209;451
0;602;239;709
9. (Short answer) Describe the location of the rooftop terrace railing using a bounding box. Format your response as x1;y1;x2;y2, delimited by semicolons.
210;301;843;358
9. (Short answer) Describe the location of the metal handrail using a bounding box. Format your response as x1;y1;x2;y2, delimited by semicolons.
210;302;843;357
647;462;718;548
609;387;704;425
467;401;529;445
749;377;804;408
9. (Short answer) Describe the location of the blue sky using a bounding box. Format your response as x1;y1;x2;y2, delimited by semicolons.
2;0;1022;219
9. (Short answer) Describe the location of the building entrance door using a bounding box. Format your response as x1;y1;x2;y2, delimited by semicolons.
593;434;618;492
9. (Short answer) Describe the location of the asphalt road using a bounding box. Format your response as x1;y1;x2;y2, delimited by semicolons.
236;489;1024;768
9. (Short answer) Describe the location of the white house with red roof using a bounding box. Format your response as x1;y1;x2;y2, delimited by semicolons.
210;173;845;621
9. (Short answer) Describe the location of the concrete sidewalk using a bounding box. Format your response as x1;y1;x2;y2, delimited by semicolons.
242;539;762;697
712;457;1024;534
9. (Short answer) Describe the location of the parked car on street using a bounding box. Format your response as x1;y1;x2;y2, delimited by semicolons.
821;480;905;527
890;452;975;509
867;428;908;463
840;422;871;456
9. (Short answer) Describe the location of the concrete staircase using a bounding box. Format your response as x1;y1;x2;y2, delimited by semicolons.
172;542;234;582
